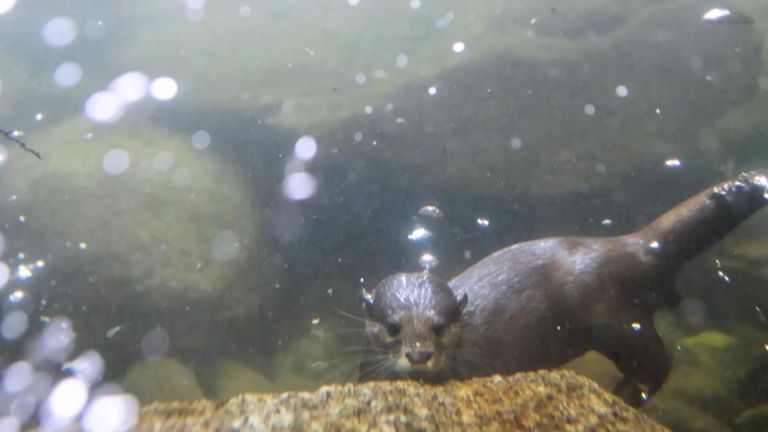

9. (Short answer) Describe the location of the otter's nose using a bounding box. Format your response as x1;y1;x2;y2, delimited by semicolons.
405;350;433;365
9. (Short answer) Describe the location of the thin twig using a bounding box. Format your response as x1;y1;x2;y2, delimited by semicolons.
0;128;42;159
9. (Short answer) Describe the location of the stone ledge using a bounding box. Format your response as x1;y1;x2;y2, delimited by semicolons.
136;370;668;431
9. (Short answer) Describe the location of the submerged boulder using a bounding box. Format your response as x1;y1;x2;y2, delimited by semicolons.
0;118;281;366
136;370;668;431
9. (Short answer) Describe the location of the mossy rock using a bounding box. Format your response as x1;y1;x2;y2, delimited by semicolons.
0;117;278;311
123;357;204;404
213;359;272;400
736;404;768;432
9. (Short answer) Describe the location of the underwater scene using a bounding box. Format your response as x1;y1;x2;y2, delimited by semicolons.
1;0;768;430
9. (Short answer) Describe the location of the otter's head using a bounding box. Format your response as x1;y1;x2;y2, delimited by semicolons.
359;271;468;379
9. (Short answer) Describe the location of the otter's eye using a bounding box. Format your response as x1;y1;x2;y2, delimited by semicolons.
432;322;447;338
384;322;401;338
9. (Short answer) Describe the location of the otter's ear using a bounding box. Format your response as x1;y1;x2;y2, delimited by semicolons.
457;293;468;313
359;288;375;313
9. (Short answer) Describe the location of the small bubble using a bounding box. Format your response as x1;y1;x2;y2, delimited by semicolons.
140;327;170;360
410;0;420;9
452;41;465;53
419;253;438;269
311;317;320;325
716;270;731;283
16;264;31;279
354;73;366;85
34;317;75;363
407;227;432;241
0;0;18;15
239;5;252;17
149;77;178;101
153;151;174;172
648;241;660;250
191;130;211;150
600;219;613;226
418;205;443;218
2;361;34;393
630;322;642;331
84;91;124;123
294;135;318;161
347;0;359;6
476;218;490;228
1;311;27;341
109;71;149;103
102;148;130;175
42;377;89;424
81;393;139;432
427;86;437;96
0;416;20;432
353;132;363;142
63;350;104;384
282;172;317;201
8;289;24;302
185;0;205;9
615;85;629;98
510;137;523;150
41;16;78;47
78;242;88;250
53;62;82;88
583;104;595;116
395;53;408;68
211;230;240;262
664;158;682;168
759;76;768;91
105;326;121;339
363;105;373;114
34;112;44;121
0;262;7;290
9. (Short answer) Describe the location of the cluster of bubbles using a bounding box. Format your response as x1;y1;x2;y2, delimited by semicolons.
282;135;319;201
406;204;492;271
85;72;178;124
0;228;139;431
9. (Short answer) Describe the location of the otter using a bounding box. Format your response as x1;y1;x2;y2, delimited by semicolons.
358;171;768;406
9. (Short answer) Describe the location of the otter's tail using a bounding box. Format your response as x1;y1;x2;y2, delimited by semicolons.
638;171;768;272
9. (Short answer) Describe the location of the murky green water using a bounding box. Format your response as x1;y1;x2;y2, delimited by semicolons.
0;0;767;430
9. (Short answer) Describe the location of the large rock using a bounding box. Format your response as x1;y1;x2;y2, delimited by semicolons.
0;118;281;366
136;370;668;431
316;0;763;200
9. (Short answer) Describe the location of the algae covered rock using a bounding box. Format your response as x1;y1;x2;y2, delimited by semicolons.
0;118;281;370
123;357;204;405
736;404;768;432
271;321;353;391
136;370;668;431
212;359;272;400
644;330;766;432
0;118;278;312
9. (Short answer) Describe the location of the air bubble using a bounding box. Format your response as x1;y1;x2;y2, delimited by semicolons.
211;230;240;262
140;327;170;360
1;311;28;340
41;16;77;47
282;172;317;201
192;130;211;150
102;149;131;175
294;135;318;161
